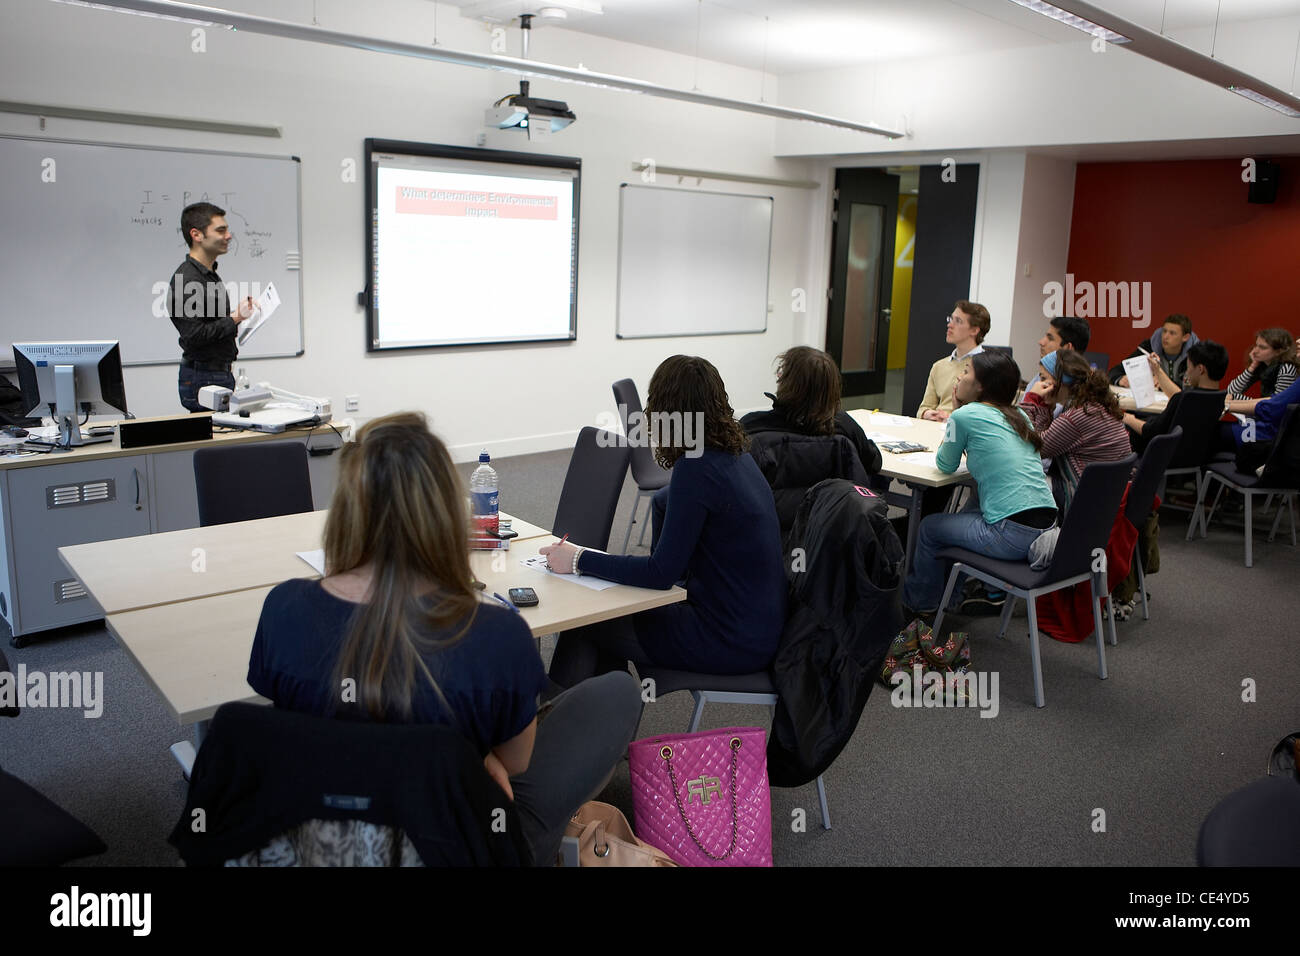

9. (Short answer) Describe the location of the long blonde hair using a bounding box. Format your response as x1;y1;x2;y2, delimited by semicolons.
325;412;479;720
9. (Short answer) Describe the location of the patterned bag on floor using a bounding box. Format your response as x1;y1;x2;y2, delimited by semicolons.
628;726;772;867
879;618;972;700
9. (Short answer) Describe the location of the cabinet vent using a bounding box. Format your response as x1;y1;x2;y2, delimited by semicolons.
54;578;88;604
46;479;116;509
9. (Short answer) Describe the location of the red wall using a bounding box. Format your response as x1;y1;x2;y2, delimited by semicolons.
1066;157;1300;371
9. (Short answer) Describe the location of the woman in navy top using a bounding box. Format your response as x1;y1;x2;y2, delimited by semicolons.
248;412;641;865
543;355;787;685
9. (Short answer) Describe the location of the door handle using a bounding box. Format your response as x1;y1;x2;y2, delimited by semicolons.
133;468;142;511
882;308;892;322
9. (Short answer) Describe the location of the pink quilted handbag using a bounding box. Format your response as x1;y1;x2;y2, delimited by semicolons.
628;726;773;867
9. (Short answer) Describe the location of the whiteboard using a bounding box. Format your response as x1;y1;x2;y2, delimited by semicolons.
0;135;303;366
616;184;772;338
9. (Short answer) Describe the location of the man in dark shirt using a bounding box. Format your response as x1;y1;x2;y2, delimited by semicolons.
169;202;254;412
1122;340;1228;452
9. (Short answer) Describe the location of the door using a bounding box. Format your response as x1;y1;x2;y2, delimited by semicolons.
826;169;899;396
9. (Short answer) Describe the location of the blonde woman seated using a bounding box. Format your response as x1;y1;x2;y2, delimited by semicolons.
247;413;641;866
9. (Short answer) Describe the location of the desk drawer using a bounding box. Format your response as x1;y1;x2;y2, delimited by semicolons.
8;457;151;633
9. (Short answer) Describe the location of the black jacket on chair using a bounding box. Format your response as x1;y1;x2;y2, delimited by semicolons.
745;431;877;541
766;480;905;788
168;703;531;866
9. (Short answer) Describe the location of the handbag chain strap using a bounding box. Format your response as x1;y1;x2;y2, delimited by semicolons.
660;736;741;862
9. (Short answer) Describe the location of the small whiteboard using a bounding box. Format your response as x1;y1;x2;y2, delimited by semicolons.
0;135;303;366
616;184;772;339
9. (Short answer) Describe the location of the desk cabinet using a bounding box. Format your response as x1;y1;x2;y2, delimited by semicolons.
0;429;341;644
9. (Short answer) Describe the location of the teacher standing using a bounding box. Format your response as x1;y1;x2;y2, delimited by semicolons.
169;202;254;412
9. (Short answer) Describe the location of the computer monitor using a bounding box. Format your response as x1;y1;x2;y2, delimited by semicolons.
12;341;128;448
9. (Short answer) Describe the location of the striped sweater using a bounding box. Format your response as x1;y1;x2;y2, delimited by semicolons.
1227;361;1298;400
1020;392;1132;484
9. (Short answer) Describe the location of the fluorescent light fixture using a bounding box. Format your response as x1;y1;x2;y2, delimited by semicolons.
1229;87;1300;118
49;0;233;28
50;0;903;138
1006;0;1128;44
1006;0;1300;119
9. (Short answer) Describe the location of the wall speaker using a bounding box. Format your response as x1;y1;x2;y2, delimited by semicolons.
1248;159;1280;204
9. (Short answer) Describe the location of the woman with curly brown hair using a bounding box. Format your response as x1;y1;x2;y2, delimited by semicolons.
1020;349;1131;512
543;355;787;686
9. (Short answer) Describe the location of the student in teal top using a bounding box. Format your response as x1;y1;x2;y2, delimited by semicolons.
904;351;1058;613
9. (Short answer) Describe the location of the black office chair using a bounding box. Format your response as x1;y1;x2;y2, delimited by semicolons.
1194;404;1300;567
1136;389;1227;540
552;427;631;551
1121;427;1182;622
612;378;670;553
1081;351;1109;373
168;702;529;866
193;442;314;527
1198;777;1300;866
0;764;107;865
983;344;1013;357
931;456;1136;707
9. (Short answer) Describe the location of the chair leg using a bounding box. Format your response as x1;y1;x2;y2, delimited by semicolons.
620;494;639;554
686;691;706;733
1134;541;1149;621
1186;470;1207;541
930;564;964;637
1101;568;1117;648
1202;479;1227;538
1092;573;1108;679
1026;593;1046;708
997;596;1015;639
637;497;651;548
1244;490;1254;568
1290;496;1298;547
815;775;831;830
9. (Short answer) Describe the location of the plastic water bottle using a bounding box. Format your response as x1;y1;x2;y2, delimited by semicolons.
236;367;250;390
470;450;499;536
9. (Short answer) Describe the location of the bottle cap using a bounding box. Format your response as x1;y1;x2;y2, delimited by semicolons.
479;450;490;463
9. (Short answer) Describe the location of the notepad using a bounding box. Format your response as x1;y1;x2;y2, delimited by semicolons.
521;555;618;591
899;451;969;475
296;549;326;575
870;413;914;429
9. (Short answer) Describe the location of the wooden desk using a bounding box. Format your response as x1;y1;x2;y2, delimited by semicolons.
1;423;343;641
846;410;973;574
58;508;550;616
105;535;685;727
1112;386;1169;415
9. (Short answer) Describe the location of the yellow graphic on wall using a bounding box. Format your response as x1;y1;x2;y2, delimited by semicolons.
888;196;917;370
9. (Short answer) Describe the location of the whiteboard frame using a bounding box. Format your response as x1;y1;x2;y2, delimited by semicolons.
615;183;773;340
0;134;305;367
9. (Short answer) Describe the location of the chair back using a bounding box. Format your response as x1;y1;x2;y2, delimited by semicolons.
1259;404;1300;489
612;378;670;492
193;442;313;527
1046;454;1137;579
1082;351;1109;372
552;426;631;550
1124;427;1181;526
1167;389;1228;469
169;702;529;867
984;344;1013;357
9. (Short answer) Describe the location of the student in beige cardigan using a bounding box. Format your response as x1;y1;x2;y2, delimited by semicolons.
917;300;991;422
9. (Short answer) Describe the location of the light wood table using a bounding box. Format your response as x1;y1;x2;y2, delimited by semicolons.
846;410;973;574
107;535;685;729
58;508;550;615
1112;385;1170;415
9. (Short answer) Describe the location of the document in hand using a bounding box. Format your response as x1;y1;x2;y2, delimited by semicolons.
237;282;282;347
1121;354;1158;411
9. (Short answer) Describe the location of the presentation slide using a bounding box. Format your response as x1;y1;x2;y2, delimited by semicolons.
369;147;578;350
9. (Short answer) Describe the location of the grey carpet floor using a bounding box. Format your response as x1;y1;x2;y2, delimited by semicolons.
2;449;1296;866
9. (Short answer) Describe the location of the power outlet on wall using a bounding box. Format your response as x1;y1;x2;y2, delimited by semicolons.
345;395;360;412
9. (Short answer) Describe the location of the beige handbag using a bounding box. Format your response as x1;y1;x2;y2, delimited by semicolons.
564;801;678;867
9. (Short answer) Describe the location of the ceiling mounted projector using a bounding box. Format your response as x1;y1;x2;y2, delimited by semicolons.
485;13;575;138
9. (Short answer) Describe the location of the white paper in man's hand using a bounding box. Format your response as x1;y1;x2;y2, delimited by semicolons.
1122;355;1158;411
237;281;281;347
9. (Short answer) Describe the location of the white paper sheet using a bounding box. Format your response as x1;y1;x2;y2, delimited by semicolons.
898;451;969;475
521;555;619;591
237;281;282;347
870;413;914;429
296;549;326;575
1121;355;1158;411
